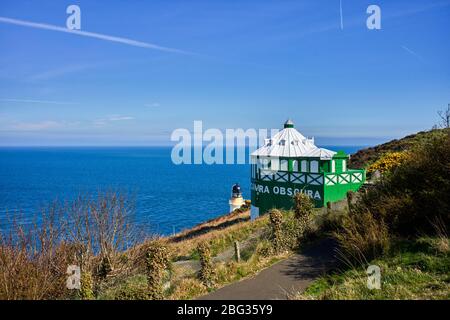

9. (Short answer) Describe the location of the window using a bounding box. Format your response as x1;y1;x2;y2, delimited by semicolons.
259;158;270;170
310;160;319;173
331;160;336;173
271;158;279;170
301;160;308;172
280;160;288;171
279;139;286;146
342;160;347;172
292;160;298;171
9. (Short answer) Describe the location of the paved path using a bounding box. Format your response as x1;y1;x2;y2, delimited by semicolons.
199;238;337;300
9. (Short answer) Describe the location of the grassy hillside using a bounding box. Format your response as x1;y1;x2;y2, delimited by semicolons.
297;237;449;300
349;128;450;169
297;128;450;300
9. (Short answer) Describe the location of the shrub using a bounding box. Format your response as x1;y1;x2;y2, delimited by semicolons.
0;207;77;300
293;193;314;220
366;151;410;176
146;241;170;300
358;132;450;236
269;209;283;253
255;239;274;258
318;210;347;234
80;271;95;300
293;193;314;234
269;194;316;251
0;241;73;300
332;133;450;264
281;217;302;250
197;241;214;287
97;256;113;280
333;211;390;264
0;191;140;300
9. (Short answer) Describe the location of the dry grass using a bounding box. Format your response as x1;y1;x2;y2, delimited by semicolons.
168;278;207;300
0;191;141;300
333;211;390;265
166;211;269;260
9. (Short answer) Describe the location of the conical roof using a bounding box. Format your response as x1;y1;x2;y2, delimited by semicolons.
251;121;336;159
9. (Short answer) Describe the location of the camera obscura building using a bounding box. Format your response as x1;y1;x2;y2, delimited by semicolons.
250;120;365;216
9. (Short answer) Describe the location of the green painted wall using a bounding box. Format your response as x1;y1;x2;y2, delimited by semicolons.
250;158;365;214
323;180;365;203
251;179;324;213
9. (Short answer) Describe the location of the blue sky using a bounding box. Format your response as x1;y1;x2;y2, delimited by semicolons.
0;0;449;146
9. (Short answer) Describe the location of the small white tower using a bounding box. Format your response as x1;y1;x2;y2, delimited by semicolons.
229;183;244;213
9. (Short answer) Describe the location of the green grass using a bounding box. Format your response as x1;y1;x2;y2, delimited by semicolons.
98;274;149;300
298;237;450;300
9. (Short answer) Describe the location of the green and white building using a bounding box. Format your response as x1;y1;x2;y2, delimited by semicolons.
250;120;365;216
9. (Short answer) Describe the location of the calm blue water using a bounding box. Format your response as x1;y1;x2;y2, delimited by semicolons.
0;146;362;235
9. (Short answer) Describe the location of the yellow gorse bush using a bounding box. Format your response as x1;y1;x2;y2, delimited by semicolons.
367;151;410;175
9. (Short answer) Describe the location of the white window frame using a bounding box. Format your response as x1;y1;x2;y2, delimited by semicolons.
292;160;298;172
301;160;308;172
310;160;319;173
271;158;280;171
280;159;288;171
259;157;270;170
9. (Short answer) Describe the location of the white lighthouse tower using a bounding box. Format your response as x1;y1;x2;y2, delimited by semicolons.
229;183;245;213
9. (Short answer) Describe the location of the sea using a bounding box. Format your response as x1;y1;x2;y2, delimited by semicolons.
0;146;362;235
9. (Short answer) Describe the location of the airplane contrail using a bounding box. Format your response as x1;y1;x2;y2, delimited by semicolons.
0;98;78;105
401;45;426;63
0;16;192;55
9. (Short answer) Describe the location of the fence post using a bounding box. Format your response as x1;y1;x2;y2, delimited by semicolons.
234;241;241;262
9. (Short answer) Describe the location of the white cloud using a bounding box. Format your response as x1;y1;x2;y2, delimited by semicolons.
10;120;63;131
28;64;95;81
93;114;135;127
144;102;160;108
108;115;134;121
